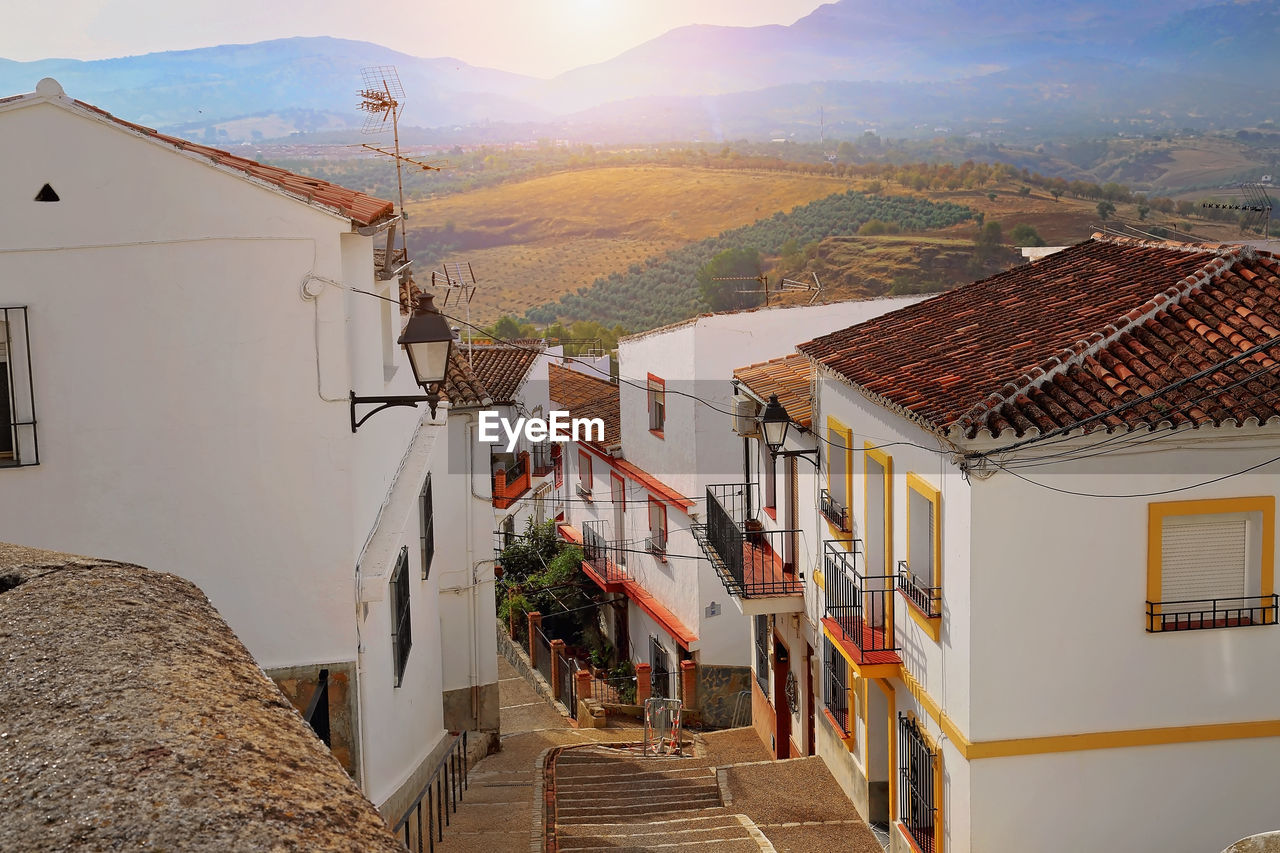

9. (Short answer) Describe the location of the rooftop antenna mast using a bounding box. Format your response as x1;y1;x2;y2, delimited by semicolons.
1201;182;1274;238
712;274;770;307
432;262;479;358
780;272;823;305
358;66;443;287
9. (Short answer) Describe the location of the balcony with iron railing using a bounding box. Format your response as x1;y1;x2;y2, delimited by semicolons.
820;488;850;533
691;484;803;608
581;520;629;591
897;560;942;620
492;451;531;510
531;442;555;478
821;542;900;675
1145;594;1279;632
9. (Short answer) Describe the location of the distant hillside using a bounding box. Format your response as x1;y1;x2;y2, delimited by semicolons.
0;37;541;138
524;190;975;329
4;1;1280;144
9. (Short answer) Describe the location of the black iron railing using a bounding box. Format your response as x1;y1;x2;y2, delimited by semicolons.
557;654;578;718
0;307;38;467
650;637;674;700
820;488;850;532
701;484;802;597
582;520;628;583
394;731;469;853
823;638;850;735
303;668;331;747
531;442;554;476
1146;594;1279;632
534;626;554;685
825;542;898;657
897;560;941;619
898;713;936;853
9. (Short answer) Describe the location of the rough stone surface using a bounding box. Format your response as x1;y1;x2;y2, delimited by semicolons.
0;542;403;852
700;664;753;728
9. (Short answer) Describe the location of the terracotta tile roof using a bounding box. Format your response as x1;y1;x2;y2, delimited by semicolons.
444;349;492;408
9;85;394;226
548;363;621;447
0;543;403;852
734;354;814;429
463;344;542;405
798;235;1280;439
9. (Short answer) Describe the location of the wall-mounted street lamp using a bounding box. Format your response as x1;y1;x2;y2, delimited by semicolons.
350;292;453;433
759;394;819;465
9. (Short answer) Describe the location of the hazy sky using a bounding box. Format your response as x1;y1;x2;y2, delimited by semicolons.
4;0;828;78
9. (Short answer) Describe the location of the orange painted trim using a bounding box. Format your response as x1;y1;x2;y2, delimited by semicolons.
578;443;694;511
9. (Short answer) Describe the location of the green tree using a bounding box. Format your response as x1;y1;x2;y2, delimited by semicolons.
1096;201;1116;220
696;247;764;311
1009;223;1046;247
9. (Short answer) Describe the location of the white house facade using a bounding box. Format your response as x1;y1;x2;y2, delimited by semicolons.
0;79;490;822
730;234;1280;853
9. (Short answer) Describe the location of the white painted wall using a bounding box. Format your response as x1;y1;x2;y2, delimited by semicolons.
970;738;1280;853
0;90;469;807
968;426;1280;739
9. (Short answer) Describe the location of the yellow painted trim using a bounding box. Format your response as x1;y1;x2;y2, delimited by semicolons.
874;677;896;822
825;416;854;544
863;442;894;574
899;664;1280;761
813;569;825;591
1146;496;1275;630
904;472;942;643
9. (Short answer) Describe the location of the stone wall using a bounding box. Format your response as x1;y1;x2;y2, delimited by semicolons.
443;682;501;733
697;663;752;729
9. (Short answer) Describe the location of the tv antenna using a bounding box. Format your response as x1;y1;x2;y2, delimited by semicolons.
779;272;823;304
358;66;443;286
432;262;479;355
711;273;769;307
1201;182;1273;238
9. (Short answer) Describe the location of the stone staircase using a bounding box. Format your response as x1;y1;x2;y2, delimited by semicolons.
549;745;774;852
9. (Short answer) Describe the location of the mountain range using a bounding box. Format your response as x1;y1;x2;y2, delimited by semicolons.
1;0;1276;144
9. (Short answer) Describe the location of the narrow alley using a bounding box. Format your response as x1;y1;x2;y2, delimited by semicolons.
436;653;884;853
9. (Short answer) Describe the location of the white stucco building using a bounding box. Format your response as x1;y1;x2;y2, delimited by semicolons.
0;79;494;822
734;234;1280;853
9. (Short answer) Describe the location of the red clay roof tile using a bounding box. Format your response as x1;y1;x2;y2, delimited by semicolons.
798;235;1280;438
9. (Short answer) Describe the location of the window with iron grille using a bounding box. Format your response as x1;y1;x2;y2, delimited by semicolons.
390;546;412;687
420;474;434;580
823;637;850;736
0;308;38;467
650;636;672;699
898;713;938;853
754;615;769;692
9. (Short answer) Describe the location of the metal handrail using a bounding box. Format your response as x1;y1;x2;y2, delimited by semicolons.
705;484;801;596
824;542;897;655
820;488;850;532
582;520;628;583
897;561;941;619
394;730;470;853
1145;594;1279;632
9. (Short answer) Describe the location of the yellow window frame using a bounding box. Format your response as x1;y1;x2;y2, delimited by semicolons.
863;442;894;575
825;415;854;544
1146;496;1275;632
904;472;942;642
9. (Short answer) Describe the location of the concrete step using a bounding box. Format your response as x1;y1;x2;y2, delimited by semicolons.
557;803;727;824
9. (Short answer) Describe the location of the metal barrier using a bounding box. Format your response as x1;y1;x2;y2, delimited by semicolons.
394;731;470;853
